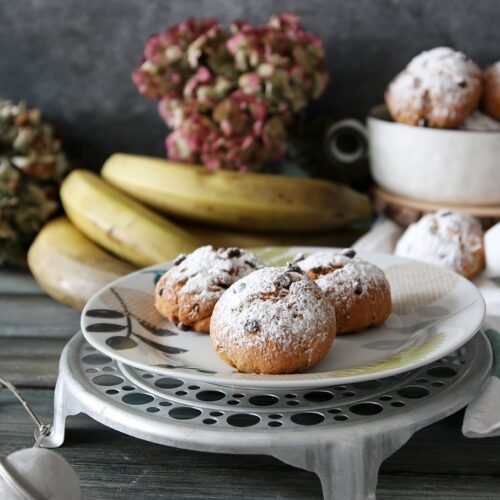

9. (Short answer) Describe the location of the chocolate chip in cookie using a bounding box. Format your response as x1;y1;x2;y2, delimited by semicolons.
244;319;260;334
226;247;241;258
287;262;302;273
342;249;356;258
174;254;186;266
275;273;293;290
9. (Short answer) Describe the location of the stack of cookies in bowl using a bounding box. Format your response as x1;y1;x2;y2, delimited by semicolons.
385;46;499;129
369;47;500;208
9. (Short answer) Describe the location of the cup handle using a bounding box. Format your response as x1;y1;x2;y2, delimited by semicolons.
323;118;369;166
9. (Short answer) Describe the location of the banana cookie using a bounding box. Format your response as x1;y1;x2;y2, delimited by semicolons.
483;62;500;120
385;47;483;129
395;210;485;279
297;249;392;334
155;245;264;333
210;266;336;374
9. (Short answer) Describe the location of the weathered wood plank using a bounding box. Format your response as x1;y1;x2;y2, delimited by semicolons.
0;270;44;295
378;474;500;499
0;294;79;338
0;337;67;387
383;410;500;476
0;390;499;500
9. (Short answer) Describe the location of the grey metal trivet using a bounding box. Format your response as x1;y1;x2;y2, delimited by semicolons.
40;331;492;500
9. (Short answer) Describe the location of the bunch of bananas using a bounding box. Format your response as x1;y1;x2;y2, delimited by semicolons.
28;153;371;309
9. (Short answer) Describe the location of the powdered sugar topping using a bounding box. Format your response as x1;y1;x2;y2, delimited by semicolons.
297;250;389;302
460;111;500;131
210;267;335;352
164;245;264;303
395;210;483;273
388;47;481;120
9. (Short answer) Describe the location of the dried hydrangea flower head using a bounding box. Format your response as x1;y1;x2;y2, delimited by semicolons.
166;90;287;170
133;13;329;171
230;13;329;114
132;18;233;100
0;100;68;266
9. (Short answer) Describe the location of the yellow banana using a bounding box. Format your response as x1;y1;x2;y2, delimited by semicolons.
183;221;366;249
60;170;200;267
28;218;136;310
101;153;372;232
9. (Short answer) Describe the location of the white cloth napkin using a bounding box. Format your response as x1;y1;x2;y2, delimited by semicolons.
353;217;500;438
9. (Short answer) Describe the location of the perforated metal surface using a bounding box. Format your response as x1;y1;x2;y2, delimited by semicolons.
41;332;491;500
79;336;472;432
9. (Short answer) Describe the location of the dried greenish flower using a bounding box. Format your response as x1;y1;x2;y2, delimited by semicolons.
0;100;69;266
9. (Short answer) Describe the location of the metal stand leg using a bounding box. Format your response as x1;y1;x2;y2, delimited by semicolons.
37;376;80;449
273;430;413;500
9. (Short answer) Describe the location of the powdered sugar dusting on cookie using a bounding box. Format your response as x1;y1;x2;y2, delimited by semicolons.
164;245;264;302
298;251;389;303
298;252;353;271
395;210;483;274
460;111;500;131
210;267;335;355
388;47;482;120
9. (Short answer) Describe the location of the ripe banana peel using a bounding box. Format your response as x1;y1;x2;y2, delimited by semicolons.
102;153;372;232
28;218;136;310
60;170;200;267
183;221;366;249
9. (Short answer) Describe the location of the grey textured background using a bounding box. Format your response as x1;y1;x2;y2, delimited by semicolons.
1;0;499;169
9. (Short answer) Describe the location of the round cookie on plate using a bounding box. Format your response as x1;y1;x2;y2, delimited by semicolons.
483;62;500;120
385;47;483;129
155;245;264;333
210;266;336;374
296;249;392;335
395;210;485;279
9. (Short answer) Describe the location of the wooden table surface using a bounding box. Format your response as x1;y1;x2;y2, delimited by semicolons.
1;269;500;499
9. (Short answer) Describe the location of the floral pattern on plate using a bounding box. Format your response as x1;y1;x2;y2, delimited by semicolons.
81;246;485;389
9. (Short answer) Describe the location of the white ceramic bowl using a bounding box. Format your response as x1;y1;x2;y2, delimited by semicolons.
367;104;500;205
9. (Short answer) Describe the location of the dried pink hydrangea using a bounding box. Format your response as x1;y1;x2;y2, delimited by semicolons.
167;91;287;170
132;18;231;100
230;13;329;113
133;13;329;171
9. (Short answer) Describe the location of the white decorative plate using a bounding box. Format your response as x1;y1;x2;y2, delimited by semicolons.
81;247;485;389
